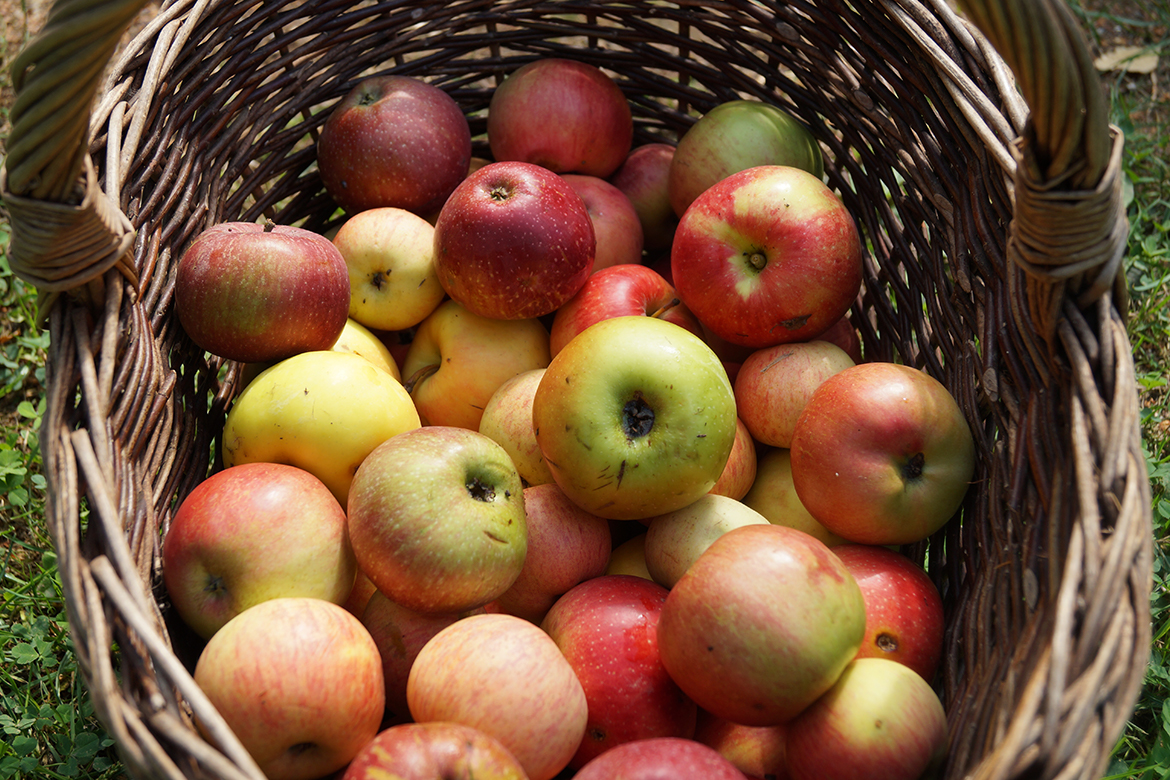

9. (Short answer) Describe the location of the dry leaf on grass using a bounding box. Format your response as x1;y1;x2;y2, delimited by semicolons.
1094;45;1160;74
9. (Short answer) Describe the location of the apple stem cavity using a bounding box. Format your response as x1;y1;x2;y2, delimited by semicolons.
488;183;515;202
877;633;899;653
466;476;497;503
902;452;926;482
622;393;655;440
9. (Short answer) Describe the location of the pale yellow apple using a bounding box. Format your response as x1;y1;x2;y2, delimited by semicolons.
742;447;849;547
333;207;446;332
478;368;554;487
330;318;401;381
404;299;551;431
643;493;770;588
222;350;421;507
605;533;653;580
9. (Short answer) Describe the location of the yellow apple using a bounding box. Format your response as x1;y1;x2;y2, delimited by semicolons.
330;317;401;381
742;447;849;547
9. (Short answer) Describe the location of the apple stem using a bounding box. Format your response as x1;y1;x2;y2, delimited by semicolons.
748;251;767;270
648;298;681;319
403;363;440;394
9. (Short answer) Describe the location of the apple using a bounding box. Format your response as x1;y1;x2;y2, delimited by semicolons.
162;462;356;639
193;597;384;780
407;613;588;780
789;361;976;545
532;315;738;521
831;544;945;682
671;164;864;349
433;161;595;320
332;206;446;332
709;415;757;501
784;657;948;780
342;570;378;617
317;75;472;216
478;368;555;488
548;263;703;358
741;447;849;547
668;99;824;218
491;482;611;623
572;737;746;780
657;523;866;726
347;426;528;614
561;173;645;272
175;221;350;363
643;493;770;589
331;317;402;381
818;313;863;364
694;709;789;780
606;533;653;580
541;575;697;768
609;142;679;252
341;722;528;780
734;340;855;448
360;591;482;725
487;58;633;178
222;350;421;506
402;299;551;431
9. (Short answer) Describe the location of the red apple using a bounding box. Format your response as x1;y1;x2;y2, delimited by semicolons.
572;737;746;780
162;462;356;640
671;165;863;349
548;263;703;357
175;222;350;363
562;173;645;272
407;613;588;780
831;544;945;682
694;709;790;780
784;658;947;780
487;58;633;178
316;75;472;216
541;575;698;769
657;523;866;726
342;722;527;780
789;361;976;545
734;340;855;449
609;142;679;252
193;597;385;780
434;161;595;320
491;482;612;624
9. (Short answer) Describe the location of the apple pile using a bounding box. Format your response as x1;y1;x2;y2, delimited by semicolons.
166;56;978;780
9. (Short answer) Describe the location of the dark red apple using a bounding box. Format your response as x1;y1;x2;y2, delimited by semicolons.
562;173;645;272
175;221;349;363
341;722;527;780
487;58;633;178
609;142;679;251
317;75;472;216
548;263;703;356
571;737;746;780
831;544;945;682
541;575;698;769
433;161;595;320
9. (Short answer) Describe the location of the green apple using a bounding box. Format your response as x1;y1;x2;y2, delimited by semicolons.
346;426;528;614
332;206;446;332
532;315;737;521
222;350;420;506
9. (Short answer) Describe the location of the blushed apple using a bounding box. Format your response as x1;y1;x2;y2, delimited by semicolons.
341;722;528;780
694;709;790;780
709;416;758;501
609;142;679;251
478;368;554;488
572;737;746;780
562;173;645;272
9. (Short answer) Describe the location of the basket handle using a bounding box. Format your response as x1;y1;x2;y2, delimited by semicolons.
2;0;148;298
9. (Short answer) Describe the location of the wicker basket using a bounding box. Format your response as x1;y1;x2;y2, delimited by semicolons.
2;0;1153;777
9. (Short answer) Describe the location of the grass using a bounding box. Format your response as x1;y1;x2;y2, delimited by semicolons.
1;2;1169;779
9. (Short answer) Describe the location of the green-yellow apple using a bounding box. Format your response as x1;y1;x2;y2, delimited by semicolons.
734;340;855;448
671;164;863;349
709;415;757;500
742;447;849;547
490;482;611;624
222;350;420;506
605;533;653;580
332;206;446;332
407;613;588;780
163;462;356;639
341;722;528;780
487;58;633;178
347;426;528;614
643;493;770;589
609;142;679;252
330;317;402;381
193;597;384;780
175;221;350;363
789;361;976;545
784;657;947;780
403;299;551;431
478;368;555;488
668;99;824;218
561;173;645;272
317;75;472;216
532;315;737;521
657;523;866;726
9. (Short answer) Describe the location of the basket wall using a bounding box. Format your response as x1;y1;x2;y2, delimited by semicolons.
21;1;1152;779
